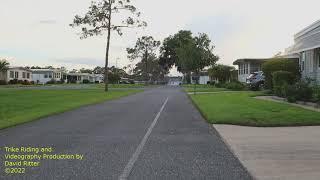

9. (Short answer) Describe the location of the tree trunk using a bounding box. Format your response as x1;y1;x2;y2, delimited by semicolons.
104;1;112;92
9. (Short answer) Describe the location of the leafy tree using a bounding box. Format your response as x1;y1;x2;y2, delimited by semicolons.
70;0;147;91
159;30;193;72
132;54;167;82
127;36;161;83
208;64;235;83
160;31;218;83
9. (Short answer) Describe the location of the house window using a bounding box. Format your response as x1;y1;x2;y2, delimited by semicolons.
49;73;52;78
244;63;249;74
27;73;30;79
14;72;19;78
10;71;14;78
44;74;48;78
22;72;26;78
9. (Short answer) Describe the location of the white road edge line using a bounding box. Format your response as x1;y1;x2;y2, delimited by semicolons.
119;97;169;180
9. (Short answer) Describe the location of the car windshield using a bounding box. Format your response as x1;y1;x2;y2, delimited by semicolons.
248;73;257;79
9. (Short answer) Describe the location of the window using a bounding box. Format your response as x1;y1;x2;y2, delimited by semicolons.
10;71;14;78
27;73;30;79
44;74;48;78
22;72;26;78
14;72;19;78
49;73;52;78
244;63;249;74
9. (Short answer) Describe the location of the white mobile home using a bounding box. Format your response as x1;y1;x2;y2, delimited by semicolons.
283;20;320;83
32;69;65;84
4;67;33;83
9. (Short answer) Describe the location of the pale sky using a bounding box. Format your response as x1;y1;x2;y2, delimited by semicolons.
1;0;320;75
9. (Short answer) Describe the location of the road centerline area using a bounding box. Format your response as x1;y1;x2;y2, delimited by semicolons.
119;97;169;180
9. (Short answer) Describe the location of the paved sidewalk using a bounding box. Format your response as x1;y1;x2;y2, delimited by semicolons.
214;125;320;180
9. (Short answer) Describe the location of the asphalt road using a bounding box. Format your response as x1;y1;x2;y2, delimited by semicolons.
0;86;252;180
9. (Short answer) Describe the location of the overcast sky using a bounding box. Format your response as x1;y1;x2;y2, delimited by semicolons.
1;0;320;75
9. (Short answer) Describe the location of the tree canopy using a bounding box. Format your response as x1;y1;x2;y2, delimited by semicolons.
208;64;236;83
127;36;163;83
159;31;219;75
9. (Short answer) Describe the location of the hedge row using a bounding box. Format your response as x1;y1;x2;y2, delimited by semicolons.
262;58;300;89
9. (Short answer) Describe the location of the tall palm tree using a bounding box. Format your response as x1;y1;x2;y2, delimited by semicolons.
0;59;9;72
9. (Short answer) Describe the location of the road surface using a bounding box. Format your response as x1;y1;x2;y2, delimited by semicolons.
0;86;252;180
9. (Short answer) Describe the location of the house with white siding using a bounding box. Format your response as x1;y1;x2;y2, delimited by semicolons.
283;19;320;83
32;69;66;84
66;73;104;83
2;67;33;83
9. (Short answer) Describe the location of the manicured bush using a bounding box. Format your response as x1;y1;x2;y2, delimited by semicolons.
283;80;313;102
313;86;320;106
272;71;295;97
21;80;31;85
9;79;18;84
225;81;246;91
215;82;225;88
262;58;300;89
46;79;56;84
82;79;90;84
272;71;295;87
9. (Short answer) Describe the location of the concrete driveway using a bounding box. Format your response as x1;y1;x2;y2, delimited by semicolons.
214;125;320;180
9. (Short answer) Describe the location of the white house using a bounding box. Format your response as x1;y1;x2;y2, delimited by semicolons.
2;67;33;83
283;19;320;83
67;73;104;83
233;59;268;83
167;76;183;86
32;69;65;84
190;71;210;85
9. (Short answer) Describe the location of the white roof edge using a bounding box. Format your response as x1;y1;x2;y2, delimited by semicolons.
294;19;320;39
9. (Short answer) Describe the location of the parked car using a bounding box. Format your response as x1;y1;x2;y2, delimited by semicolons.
246;71;265;90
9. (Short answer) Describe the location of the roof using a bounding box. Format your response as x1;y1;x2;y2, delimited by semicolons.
8;66;32;72
284;19;320;54
294;19;320;39
233;58;269;65
31;69;62;72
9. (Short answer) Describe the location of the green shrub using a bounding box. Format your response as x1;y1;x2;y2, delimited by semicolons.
21;80;31;85
284;84;297;102
46;79;56;84
9;79;18;84
209;81;215;86
272;71;295;86
262;58;300;89
215;82;225;88
313;86;320;106
283;80;313;102
225;81;246;91
82;79;90;84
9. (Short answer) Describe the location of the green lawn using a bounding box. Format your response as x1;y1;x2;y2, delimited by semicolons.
182;84;226;92
0;89;141;129
190;92;320;127
184;87;227;92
